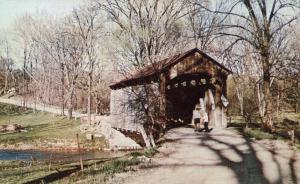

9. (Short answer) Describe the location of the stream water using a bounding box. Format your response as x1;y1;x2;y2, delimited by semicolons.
0;150;127;161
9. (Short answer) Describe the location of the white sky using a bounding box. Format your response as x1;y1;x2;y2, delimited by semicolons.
0;0;85;67
0;0;84;29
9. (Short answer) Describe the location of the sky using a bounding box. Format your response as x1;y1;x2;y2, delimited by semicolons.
0;0;85;66
0;0;83;30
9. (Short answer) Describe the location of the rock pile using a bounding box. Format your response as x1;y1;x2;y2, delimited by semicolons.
80;116;142;150
0;124;25;132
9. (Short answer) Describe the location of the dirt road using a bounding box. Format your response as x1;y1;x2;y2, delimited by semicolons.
0;97;82;117
114;127;300;184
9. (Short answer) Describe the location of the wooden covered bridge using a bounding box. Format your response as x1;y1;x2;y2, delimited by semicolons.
109;48;232;133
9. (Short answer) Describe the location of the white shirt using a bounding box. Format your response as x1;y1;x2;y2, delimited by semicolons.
199;98;205;109
193;110;200;119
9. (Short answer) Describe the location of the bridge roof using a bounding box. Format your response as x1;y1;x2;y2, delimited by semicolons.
110;48;232;90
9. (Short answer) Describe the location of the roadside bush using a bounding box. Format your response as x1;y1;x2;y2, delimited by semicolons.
244;128;276;140
144;148;158;157
101;158;140;174
0;103;30;115
129;151;143;158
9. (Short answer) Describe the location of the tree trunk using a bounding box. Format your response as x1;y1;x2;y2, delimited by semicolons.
276;90;280;118
4;72;8;93
47;77;51;105
149;113;157;147
61;64;65;116
256;78;265;118
236;86;244;116
87;72;92;124
68;102;73;120
159;73;166;116
261;56;273;131
240;99;244;116
33;90;37;113
22;48;27;108
95;94;101;115
139;125;151;148
67;92;74;120
149;131;156;148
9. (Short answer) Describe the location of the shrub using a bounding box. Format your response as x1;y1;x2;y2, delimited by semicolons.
101;158;140;174
144;148;158;158
244;128;276;140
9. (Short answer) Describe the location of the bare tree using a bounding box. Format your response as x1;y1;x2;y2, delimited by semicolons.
14;14;37;107
72;5;103;124
0;38;14;94
99;0;189;147
198;0;299;131
14;13;87;119
186;0;223;51
60;19;86;119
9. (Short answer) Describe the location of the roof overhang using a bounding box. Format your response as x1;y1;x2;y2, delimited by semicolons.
110;48;232;90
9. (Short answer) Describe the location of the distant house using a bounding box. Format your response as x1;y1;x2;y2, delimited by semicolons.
109;48;232;131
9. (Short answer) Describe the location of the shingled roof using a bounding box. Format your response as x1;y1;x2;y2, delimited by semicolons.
110;48;232;90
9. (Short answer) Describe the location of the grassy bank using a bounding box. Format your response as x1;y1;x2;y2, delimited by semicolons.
0;149;156;184
0;158;135;183
0;103;105;151
0;103;157;183
228;115;300;148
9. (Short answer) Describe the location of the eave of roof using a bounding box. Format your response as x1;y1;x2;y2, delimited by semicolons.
110;48;232;90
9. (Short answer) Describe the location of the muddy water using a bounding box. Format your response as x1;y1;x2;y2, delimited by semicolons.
0;150;128;161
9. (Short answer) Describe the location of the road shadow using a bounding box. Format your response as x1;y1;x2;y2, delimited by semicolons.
198;130;299;184
199;133;269;184
142;128;299;184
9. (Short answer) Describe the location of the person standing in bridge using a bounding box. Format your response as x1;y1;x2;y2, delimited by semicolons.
202;110;213;132
192;105;201;131
203;111;209;132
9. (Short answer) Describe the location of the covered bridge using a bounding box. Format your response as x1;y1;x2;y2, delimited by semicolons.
109;48;232;132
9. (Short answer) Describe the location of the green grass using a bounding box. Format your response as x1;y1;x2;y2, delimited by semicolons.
0;112;82;146
229;114;300;148
53;155;141;184
0;148;155;184
101;157;140;174
279;112;300;122
0;160;78;184
0;103;105;149
229;116;246;124
0;103;155;183
61;149;159;183
0;103;29;116
143;148;159;157
243;128;276;140
128;148;158;158
0;113;79;143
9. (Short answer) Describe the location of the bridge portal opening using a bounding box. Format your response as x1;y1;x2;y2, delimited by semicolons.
166;74;216;125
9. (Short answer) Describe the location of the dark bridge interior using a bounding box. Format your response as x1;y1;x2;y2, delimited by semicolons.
165;73;215;124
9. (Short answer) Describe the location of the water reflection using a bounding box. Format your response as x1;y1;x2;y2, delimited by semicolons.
0;150;127;161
